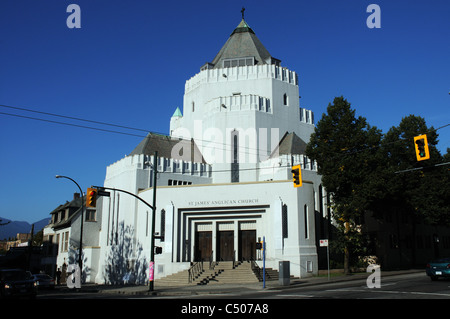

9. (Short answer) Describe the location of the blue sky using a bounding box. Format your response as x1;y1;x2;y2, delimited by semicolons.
0;0;449;223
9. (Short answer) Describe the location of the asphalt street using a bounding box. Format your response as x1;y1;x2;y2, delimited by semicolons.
36;269;450;299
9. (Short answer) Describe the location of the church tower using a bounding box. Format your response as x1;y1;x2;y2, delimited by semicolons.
170;10;315;183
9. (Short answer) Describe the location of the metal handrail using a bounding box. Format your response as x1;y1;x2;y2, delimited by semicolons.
250;258;264;281
209;251;215;270
188;260;204;283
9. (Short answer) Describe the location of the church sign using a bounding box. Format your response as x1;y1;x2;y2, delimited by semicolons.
188;198;259;207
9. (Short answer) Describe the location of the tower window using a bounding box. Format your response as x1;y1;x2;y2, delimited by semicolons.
192;102;195;112
223;57;254;68
283;93;288;106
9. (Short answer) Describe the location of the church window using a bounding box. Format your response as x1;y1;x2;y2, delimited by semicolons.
283;93;288;106
192;102;195;112
282;204;288;239
304;205;309;239
231;131;239;182
160;209;165;242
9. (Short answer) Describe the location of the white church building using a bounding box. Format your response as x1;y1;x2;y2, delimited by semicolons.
94;15;327;284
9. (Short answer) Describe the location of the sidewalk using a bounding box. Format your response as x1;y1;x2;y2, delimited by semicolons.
72;269;423;297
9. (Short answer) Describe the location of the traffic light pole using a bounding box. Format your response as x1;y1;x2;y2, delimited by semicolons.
92;151;159;292
149;151;158;292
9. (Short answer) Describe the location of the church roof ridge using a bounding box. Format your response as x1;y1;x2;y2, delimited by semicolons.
129;133;206;164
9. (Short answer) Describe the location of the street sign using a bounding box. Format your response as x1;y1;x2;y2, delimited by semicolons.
320;239;330;281
319;239;328;247
97;190;110;197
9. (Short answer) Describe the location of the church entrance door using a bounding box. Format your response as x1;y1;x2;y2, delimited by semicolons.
217;231;234;261
194;231;212;262
238;230;256;261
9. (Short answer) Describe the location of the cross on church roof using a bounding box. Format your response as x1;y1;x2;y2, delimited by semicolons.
241;7;245;20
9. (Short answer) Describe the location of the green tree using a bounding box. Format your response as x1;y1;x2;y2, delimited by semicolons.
306;96;383;273
379;115;449;226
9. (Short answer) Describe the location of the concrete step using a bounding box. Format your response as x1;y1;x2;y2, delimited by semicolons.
157;260;292;286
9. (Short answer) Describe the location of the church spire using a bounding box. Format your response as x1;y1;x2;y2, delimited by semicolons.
205;8;281;69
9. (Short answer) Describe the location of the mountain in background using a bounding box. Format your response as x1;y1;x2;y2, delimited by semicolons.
0;217;51;241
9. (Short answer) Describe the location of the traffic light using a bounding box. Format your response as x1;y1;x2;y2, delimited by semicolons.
414;134;430;161
256;242;262;250
86;187;97;208
155;246;162;254
291;164;302;187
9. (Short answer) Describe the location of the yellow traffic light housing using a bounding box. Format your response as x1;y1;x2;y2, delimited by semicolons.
414;134;430;161
291;164;302;187
86;187;97;208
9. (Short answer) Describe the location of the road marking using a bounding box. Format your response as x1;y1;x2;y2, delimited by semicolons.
276;294;314;298
326;288;450;298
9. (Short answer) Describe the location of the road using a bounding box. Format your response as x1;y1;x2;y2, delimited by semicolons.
163;273;450;300
37;272;450;300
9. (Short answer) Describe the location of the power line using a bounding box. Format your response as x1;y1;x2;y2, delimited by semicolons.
0;109;268;158
0;111;147;138
1;103;448;160
394;161;450;174
0;104;268;156
0;104;150;133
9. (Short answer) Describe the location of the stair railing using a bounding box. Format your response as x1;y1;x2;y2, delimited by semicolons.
250;258;264;281
188;260;204;283
209;251;216;270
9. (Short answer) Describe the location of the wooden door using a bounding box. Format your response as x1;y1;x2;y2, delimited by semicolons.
239;230;256;261
195;231;212;261
217;231;234;261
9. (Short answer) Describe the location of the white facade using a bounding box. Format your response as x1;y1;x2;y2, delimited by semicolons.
94;17;325;284
171;63;315;184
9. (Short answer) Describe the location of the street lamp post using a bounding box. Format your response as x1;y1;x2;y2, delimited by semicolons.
55;175;84;273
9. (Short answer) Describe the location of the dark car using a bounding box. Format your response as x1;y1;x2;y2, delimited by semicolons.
0;269;37;299
426;258;450;281
31;274;55;289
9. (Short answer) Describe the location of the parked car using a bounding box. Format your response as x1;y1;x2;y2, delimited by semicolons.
31;274;55;289
426;258;450;281
0;269;37;299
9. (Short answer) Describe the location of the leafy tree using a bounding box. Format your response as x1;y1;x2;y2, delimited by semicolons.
379;115;449;226
306;96;383;273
